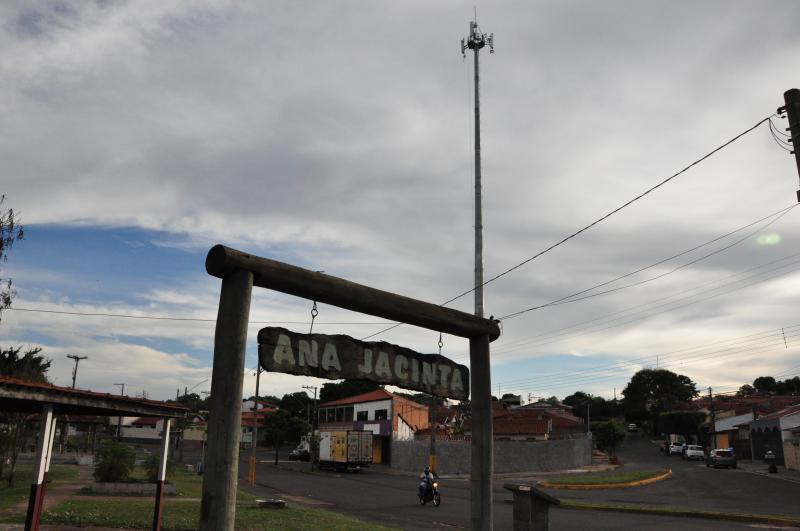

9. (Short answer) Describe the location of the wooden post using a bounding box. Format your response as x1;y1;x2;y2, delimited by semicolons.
25;404;54;531
152;418;172;531
206;245;500;341
199;268;253;531
470;334;493;531
503;484;560;531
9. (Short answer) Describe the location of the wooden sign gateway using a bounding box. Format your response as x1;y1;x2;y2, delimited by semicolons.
258;327;470;400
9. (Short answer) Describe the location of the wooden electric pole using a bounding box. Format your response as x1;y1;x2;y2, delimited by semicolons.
781;88;800;202
67;355;87;388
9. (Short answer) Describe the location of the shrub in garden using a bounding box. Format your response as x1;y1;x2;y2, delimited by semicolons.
144;454;175;482
592;419;627;457
93;440;136;482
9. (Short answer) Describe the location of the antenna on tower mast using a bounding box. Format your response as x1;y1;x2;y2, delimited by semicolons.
461;16;493;319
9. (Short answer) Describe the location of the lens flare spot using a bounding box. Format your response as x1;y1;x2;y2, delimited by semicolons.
757;234;782;246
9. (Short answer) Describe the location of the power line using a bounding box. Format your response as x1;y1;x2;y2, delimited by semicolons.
491;252;800;355
6;306;394;326
497;328;800;390
496;324;799;387
363;115;772;341
505;339;797;397
499;203;797;320
440;115;773;308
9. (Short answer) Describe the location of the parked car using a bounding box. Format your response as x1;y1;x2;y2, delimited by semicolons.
706;448;737;469
288;446;310;461
668;442;684;455
682;445;705;460
627;423;638;432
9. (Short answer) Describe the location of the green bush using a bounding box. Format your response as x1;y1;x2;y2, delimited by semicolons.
143;454;175;482
592;419;627;456
93;441;136;482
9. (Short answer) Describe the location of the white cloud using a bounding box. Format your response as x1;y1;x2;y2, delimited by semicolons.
2;1;800;402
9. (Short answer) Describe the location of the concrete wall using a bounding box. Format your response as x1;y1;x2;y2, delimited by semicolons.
784;441;800;471
391;438;592;475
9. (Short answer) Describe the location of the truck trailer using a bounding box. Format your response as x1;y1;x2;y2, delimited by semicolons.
316;430;373;471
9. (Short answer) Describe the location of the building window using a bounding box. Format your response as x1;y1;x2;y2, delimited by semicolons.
375;409;388;420
345;407;354;421
356;411;368;421
327;409;335;423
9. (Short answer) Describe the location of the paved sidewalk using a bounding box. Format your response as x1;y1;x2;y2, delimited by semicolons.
736;460;800;483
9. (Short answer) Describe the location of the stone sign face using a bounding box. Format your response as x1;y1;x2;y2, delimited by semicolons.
257;327;469;400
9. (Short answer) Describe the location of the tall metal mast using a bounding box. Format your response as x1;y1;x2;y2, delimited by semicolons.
462;18;493;318
462;17;494;531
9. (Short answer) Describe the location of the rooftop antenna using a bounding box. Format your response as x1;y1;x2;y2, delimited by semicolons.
461;14;493;319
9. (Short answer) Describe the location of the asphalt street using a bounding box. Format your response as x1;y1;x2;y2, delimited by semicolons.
553;433;800;520
238;438;800;530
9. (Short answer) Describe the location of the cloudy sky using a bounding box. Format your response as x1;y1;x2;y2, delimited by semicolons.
2;0;800;404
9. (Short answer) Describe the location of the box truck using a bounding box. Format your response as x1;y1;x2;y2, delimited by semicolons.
316;430;373;471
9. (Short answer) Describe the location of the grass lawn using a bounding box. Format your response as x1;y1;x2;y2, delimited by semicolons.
0;464;78;512
37;498;398;530
545;468;668;485
3;467;397;530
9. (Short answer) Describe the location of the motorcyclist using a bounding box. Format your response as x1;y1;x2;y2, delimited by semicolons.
419;466;435;498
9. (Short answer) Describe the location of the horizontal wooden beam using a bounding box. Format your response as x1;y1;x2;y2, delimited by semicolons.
206;245;500;341
0;389;186;418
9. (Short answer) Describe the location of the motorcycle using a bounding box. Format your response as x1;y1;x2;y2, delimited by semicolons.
418;474;441;507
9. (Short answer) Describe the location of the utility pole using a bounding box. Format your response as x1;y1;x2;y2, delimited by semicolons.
113;383;125;441
461;16;494;531
587;403;591;436
708;387;716;449
428;398;437;472
780;88;800;202
302;385;317;472
250;366;261;486
67;355;87;388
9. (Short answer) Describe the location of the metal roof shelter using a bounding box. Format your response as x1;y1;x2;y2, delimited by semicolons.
0;376;187;531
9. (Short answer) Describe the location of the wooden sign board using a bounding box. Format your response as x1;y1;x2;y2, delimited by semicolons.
257;327;470;400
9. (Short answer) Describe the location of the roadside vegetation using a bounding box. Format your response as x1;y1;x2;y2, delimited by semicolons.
0;464;77;512
0;466;397;530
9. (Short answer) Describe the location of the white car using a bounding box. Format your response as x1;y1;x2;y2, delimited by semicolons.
668;442;684;455
683;445;705;460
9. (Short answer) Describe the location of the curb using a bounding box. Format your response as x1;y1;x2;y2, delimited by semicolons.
538;469;672;490
560;501;800;527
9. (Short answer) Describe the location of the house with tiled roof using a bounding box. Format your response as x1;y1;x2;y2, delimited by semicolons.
317;389;429;464
461;398;589;441
748;403;800;467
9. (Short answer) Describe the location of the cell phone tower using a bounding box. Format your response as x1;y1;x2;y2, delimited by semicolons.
461;16;493;319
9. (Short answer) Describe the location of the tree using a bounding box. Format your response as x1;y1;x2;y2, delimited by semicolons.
262;410;310;465
248;394;281;407
737;384;755;397
175;392;206;413
0;195;24;323
0;346;51;486
622;369;698;435
659;411;706;442
319;380;381;403
279;392;312;420
563;391;622;422
592;420;627;458
753;376;777;394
